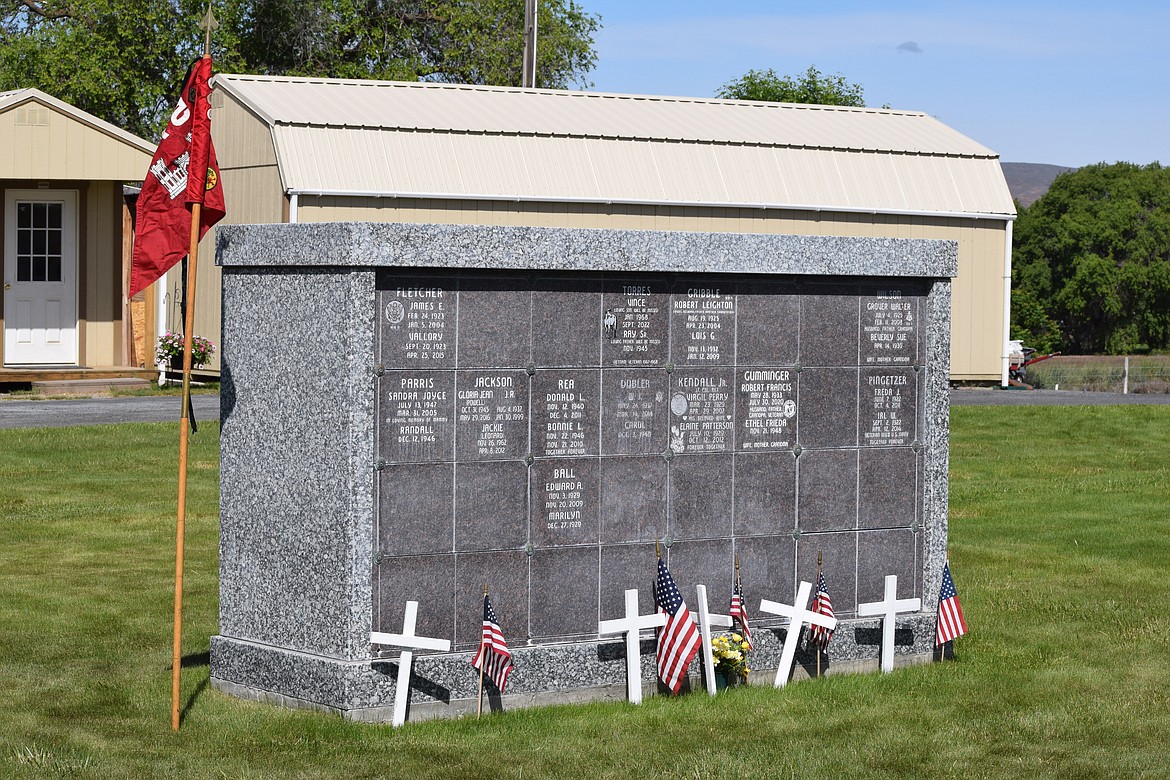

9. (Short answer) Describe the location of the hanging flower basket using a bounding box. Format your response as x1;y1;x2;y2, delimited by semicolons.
156;331;216;369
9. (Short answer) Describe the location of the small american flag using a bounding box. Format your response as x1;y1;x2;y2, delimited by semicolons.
935;562;968;646
471;593;513;692
807;571;835;651
653;557;701;693
729;573;753;650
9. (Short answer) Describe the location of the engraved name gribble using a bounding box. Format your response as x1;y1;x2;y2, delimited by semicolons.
674;286;735;364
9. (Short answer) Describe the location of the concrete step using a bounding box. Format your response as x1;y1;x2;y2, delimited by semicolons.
31;378;152;395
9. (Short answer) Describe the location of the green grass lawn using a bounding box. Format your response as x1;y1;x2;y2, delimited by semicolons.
1;407;1168;779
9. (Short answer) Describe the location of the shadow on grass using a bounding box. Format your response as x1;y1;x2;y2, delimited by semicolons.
180;677;210;726
164;649;212;726
180;650;210;668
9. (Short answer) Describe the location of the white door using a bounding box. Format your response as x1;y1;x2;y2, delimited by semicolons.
3;189;78;365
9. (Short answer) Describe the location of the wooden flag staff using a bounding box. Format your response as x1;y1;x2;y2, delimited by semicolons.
476;583;488;719
171;3;216;733
816;552;823;679
734;555;745;682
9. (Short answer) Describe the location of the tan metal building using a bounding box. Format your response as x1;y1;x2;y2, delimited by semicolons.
193;74;1016;382
0;88;157;384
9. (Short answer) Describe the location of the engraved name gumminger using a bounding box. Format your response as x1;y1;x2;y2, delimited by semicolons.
739;369;796;449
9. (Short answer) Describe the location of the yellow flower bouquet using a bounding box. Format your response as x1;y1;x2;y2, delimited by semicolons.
711;632;751;680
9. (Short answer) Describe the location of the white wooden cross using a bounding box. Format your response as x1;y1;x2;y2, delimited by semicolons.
692;584;734;696
598;588;667;704
759;580;839;688
370;600;452;727
856;574;922;673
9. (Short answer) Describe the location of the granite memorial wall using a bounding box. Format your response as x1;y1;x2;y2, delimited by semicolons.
211;222;956;721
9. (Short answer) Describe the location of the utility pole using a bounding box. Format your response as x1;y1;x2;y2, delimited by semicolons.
522;0;538;87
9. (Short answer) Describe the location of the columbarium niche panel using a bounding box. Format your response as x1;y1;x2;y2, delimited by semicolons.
372;272;929;642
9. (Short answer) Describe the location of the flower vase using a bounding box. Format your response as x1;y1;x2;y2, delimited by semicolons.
169;355;184;372
714;669;729;691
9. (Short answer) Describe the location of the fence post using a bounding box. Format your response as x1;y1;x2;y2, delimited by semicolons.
1124;356;1129;394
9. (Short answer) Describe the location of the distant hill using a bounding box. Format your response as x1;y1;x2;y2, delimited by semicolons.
1001;162;1075;207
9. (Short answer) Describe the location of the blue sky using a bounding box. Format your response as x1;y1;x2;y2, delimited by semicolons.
579;1;1168;167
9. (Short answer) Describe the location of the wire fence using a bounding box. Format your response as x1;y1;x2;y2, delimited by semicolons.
1023;356;1170;393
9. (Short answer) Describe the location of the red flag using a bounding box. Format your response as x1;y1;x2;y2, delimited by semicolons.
129;57;225;297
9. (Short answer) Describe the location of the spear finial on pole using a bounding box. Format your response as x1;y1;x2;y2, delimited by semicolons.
199;3;218;57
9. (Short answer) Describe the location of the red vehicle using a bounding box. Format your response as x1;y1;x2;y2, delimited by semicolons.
1007;341;1060;389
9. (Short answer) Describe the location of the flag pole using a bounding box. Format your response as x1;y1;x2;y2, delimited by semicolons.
476;583;488;719
171;4;217;733
735;555;745;682
815;551;823;679
170;168;201;733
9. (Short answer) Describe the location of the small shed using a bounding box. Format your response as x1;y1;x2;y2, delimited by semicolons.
0;88;157;385
198;75;1016;382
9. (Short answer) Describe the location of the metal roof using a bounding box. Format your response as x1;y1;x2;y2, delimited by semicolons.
0;87;155;181
214;74;1015;218
0;88;155;153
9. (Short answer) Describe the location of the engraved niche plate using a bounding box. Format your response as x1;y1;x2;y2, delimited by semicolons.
860;288;921;366
602;279;669;367
531;369;601;458
531;458;600;547
380;370;455;463
454;370;530;461
667;368;735;454
600;369;669;455
860;367;918;447
669;281;736;366
379;279;455;368
735;367;797;451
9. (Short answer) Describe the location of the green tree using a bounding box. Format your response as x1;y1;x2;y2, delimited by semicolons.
0;0;226;140
234;0;598;88
716;65;866;106
0;0;599;140
1013;162;1170;354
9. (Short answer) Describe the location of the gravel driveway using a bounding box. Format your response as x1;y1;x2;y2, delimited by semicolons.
3;388;1168;430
